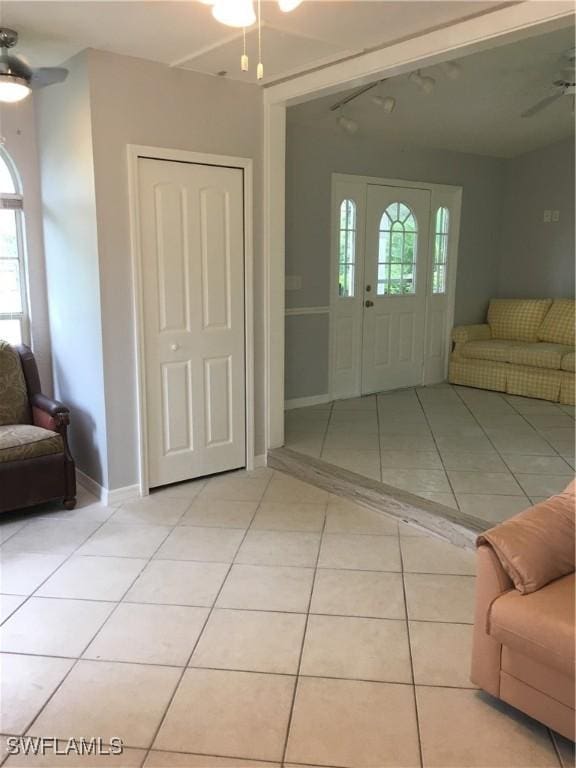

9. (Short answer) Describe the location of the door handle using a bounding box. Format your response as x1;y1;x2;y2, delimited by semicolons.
365;300;374;308
170;343;180;351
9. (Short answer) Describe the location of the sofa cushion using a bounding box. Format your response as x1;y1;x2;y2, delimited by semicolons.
507;343;574;370
0;341;29;426
561;352;575;373
460;340;516;363
477;483;575;595
537;299;575;346
489;573;575;677
488;299;552;343
0;424;63;463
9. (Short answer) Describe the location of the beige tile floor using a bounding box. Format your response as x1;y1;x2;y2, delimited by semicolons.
285;384;575;524
0;470;572;767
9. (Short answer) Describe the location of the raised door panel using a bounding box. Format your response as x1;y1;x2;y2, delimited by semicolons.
154;183;190;333
161;361;194;455
204;355;233;446
398;312;415;363
374;314;391;366
200;187;231;330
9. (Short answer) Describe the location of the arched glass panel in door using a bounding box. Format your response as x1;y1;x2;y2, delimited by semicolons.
0;148;27;345
377;202;417;295
338;198;356;298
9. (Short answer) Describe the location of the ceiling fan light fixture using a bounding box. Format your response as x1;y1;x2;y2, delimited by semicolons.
278;0;302;11
212;0;256;28
0;74;30;102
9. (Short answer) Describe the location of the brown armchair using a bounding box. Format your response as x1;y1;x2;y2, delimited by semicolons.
0;341;76;513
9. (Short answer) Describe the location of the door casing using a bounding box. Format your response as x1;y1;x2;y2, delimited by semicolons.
127;145;255;496
329;173;462;400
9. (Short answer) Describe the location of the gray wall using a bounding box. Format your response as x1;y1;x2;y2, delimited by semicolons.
87;49;263;490
497;137;575;298
37;53;109;485
285;121;507;400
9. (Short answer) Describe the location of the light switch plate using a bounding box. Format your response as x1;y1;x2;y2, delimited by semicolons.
552;210;560;222
543;210;552;223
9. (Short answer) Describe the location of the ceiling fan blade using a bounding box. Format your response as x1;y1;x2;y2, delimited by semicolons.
29;67;68;90
521;91;563;118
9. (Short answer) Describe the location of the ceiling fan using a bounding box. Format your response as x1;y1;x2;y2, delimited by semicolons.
522;48;576;118
0;27;68;103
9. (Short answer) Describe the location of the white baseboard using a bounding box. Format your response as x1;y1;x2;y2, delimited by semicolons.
285;394;332;411
107;484;141;506
76;470;141;508
253;453;267;468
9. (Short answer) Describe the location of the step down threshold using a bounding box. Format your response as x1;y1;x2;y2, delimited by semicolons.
268;447;488;550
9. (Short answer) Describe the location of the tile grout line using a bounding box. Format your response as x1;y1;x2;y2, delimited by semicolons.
280;505;328;766
16;494;197;741
140;470;276;765
453;389;536;500
318;400;335;461
414;388;460;512
398;538;425;768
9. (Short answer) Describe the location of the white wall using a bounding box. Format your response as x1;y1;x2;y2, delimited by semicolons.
37;52;109;487
497;137;575;298
1;98;52;391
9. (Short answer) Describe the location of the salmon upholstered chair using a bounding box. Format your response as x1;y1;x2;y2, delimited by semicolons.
471;481;575;740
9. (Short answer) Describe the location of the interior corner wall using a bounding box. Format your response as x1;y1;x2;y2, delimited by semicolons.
36;51;109;487
87;49;264;491
2;98;52;392
496;137;575;298
284;121;506;401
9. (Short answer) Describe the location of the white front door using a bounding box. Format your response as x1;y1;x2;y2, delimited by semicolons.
361;185;431;393
138;158;246;488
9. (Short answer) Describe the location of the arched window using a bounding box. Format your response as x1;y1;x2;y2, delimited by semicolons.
338;199;356;298
433;206;449;294
0;149;27;345
377;202;417;295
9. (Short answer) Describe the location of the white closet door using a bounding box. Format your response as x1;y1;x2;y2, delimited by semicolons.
361;184;431;393
138;157;246;488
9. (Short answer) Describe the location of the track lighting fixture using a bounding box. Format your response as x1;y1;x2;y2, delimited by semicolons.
336;110;359;135
409;69;435;94
442;60;461;80
372;94;396;113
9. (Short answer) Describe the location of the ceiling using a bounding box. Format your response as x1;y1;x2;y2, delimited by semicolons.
287;24;576;157
3;0;509;85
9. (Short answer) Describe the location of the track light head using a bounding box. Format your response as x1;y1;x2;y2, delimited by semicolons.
442;60;461;80
337;113;359;134
409;69;435;94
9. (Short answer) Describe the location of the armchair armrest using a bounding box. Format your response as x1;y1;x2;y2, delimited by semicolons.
470;544;514;694
477;488;575;595
452;323;492;344
31;393;71;433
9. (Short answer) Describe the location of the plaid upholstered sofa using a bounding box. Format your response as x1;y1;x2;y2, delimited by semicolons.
0;341;76;513
449;299;575;405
